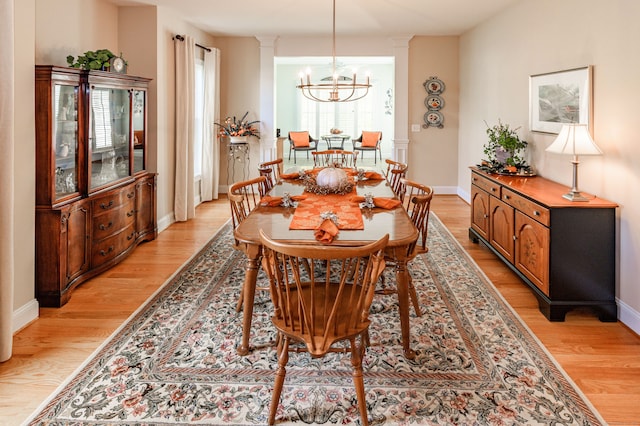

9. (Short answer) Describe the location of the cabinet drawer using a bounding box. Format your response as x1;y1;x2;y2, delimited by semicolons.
502;188;550;226
92;199;136;241
92;185;136;213
91;224;136;267
471;172;501;197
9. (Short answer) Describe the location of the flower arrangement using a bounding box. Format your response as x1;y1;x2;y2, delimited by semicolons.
478;119;534;175
215;112;260;139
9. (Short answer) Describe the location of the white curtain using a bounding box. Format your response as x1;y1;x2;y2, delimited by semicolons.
0;0;15;362
200;48;221;201
174;35;196;221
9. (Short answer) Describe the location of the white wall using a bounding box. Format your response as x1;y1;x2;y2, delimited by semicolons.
458;0;640;333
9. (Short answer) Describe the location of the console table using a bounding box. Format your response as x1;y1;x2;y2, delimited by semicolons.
468;167;618;322
227;142;250;183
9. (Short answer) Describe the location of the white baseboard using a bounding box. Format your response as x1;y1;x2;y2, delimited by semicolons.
13;298;39;333
618;299;640;336
157;212;174;233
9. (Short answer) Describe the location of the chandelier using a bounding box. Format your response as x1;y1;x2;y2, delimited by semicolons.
297;0;371;102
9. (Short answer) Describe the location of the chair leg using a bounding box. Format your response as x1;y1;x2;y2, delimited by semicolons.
350;336;369;426
269;335;289;425
408;275;422;317
236;285;244;312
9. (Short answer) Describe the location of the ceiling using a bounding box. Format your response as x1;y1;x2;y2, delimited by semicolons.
107;0;520;37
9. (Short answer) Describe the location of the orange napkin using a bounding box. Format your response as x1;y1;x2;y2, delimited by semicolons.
280;172;303;180
362;171;385;180
346;170;384;180
313;218;339;243
351;195;401;209
260;194;307;207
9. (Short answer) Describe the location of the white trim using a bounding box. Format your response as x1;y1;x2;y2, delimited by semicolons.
618;299;640;336
12;299;39;334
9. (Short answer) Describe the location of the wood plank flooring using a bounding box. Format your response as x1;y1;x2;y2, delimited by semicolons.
1;195;639;425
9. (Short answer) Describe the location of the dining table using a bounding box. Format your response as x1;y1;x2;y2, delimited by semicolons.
233;169;420;359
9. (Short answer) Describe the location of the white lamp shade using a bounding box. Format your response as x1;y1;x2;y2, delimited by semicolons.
546;124;603;156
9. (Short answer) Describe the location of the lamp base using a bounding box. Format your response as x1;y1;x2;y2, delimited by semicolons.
562;191;590;202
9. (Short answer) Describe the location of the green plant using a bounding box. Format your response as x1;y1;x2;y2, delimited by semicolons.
481;119;529;172
66;49;116;70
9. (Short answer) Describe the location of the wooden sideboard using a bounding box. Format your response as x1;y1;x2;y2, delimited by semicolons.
469;167;617;322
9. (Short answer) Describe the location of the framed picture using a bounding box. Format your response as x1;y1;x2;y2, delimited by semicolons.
529;66;592;134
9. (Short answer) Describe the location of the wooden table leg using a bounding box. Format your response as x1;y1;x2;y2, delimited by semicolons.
394;252;416;360
237;243;261;356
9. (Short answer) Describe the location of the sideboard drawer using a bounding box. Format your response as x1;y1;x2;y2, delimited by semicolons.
471;172;501;197
92;185;136;213
91;224;136;267
91;199;136;241
502;188;550;226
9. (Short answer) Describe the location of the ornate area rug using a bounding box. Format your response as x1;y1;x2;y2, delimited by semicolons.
26;214;605;425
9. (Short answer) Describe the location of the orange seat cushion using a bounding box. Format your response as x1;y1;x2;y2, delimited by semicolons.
290;131;310;147
361;131;381;147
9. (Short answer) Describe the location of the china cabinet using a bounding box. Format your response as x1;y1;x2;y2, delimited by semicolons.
469;167;617;322
35;66;156;307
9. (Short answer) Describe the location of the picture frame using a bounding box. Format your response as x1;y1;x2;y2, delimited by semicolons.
529;66;592;134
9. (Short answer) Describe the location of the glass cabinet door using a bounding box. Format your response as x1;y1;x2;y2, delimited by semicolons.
89;86;131;190
132;89;146;173
54;83;79;200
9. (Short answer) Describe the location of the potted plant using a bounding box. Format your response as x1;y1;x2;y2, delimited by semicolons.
479;120;533;175
66;49;116;70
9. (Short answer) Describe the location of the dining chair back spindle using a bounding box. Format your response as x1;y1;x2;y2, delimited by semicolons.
312;149;359;169
258;158;283;192
377;178;433;317
259;230;389;426
228;176;269;312
384;159;408;197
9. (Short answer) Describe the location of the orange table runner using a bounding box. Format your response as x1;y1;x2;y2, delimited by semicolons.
290;190;364;230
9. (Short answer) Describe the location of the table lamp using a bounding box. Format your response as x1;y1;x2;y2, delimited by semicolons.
545;123;602;201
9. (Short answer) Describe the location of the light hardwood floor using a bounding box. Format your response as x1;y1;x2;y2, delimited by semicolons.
1;195;639;425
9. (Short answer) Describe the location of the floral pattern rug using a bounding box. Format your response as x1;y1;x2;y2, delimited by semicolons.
26;214;604;425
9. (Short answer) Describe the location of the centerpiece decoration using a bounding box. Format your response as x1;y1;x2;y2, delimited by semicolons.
478;120;534;175
215;111;260;143
304;166;354;195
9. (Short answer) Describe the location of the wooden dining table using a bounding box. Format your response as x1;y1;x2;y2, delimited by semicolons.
233;171;420;359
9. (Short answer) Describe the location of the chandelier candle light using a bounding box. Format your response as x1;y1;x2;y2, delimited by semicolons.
297;0;371;102
545;123;602;201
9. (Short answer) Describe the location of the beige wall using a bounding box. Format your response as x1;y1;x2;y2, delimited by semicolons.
459;0;640;329
408;36;459;187
215;37;261;185
12;0;36;319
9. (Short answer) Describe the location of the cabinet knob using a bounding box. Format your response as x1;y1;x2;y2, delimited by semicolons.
100;200;114;209
99;221;113;230
504;195;511;200
491;188;496;192
513;235;517;241
483;214;488;219
99;246;114;256
533;210;541;216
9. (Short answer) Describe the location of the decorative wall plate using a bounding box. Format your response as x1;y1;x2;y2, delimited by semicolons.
425;95;444;110
424;77;445;94
423;111;444;128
